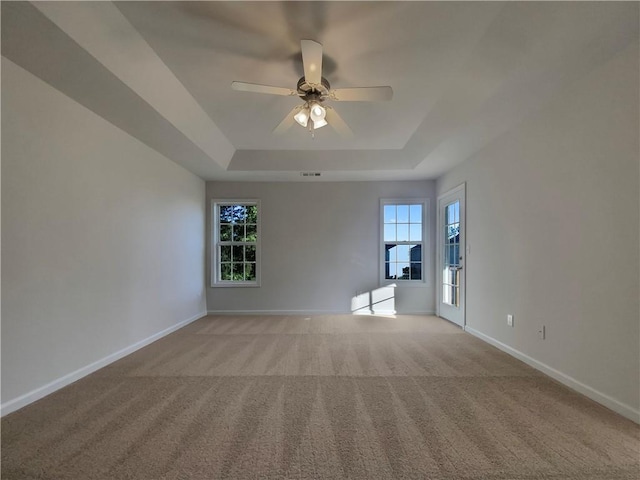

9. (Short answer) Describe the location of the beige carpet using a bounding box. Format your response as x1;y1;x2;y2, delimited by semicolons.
2;314;638;479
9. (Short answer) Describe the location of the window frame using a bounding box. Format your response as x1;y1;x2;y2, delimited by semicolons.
379;198;429;287
211;199;261;288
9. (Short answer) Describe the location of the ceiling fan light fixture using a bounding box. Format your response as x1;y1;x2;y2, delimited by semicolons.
309;102;326;122
294;108;309;127
313;118;328;129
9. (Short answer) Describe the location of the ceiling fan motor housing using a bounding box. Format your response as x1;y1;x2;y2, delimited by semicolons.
297;76;331;101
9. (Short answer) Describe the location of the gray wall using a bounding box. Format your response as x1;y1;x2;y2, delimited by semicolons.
1;58;207;411
206;181;436;314
437;42;639;419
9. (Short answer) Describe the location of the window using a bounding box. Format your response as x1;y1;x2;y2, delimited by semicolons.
380;199;428;284
212;200;260;287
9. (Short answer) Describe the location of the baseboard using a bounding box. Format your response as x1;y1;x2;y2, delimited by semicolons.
206;310;436;316
464;326;640;424
1;311;207;417
207;310;348;316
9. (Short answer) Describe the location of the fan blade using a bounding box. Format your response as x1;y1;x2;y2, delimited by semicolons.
232;81;297;96
330;86;393;102
325;106;353;138
301;39;323;85
273;106;302;134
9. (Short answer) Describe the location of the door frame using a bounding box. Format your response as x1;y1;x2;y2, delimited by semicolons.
436;183;466;328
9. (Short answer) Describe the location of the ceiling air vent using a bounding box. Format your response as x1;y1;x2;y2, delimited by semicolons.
300;172;321;177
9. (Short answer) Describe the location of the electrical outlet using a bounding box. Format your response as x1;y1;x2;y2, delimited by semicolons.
507;314;514;327
538;325;546;339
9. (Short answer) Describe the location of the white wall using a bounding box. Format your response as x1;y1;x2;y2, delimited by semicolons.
437;42;639;420
206;181;436;315
1;58;207;413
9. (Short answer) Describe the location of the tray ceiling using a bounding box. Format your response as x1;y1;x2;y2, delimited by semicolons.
2;1;638;180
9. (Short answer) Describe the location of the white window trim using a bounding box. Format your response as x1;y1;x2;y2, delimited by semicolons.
211;199;261;288
380;198;429;287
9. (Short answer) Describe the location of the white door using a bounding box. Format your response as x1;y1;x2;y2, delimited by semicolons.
437;184;466;327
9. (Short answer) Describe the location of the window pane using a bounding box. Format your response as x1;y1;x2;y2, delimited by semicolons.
454;202;459;223
233;245;244;262
397;244;410;261
233;262;244;280
397;223;409;241
245;263;256;281
219;224;232;241
384;205;396;223
398;263;410;280
384;224;396;241
385;244;397;262
233;205;246;223
246;205;258;223
410;244;421;262
220;206;234;223
245;224;257;242
409;224;422;241
220;245;231;262
409;204;422;223
245;245;256;262
385;262;396;279
410;262;422;280
232;224;244;241
220;263;232;281
397;205;409;223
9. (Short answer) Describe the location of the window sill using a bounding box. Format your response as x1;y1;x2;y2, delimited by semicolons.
211;282;261;288
380;280;427;288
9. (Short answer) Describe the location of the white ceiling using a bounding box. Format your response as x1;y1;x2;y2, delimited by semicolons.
2;1;638;181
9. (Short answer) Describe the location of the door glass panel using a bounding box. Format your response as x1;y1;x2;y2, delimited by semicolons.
442;200;461;306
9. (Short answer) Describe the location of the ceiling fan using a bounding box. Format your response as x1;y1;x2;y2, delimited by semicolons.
231;39;393;138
